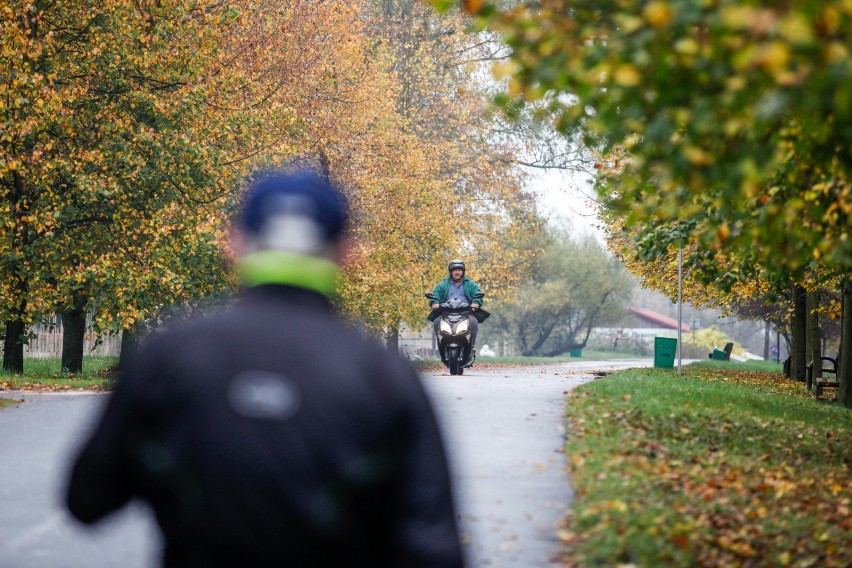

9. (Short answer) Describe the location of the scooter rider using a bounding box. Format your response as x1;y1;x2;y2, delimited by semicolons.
430;259;483;362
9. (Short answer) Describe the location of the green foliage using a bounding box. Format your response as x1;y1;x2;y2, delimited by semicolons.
463;0;851;281
564;366;851;566
0;0;240;344
444;3;852;412
448;0;852;405
492;227;633;356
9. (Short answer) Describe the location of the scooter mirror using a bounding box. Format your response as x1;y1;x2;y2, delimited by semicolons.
425;292;438;300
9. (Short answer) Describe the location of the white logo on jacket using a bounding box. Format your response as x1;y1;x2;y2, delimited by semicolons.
227;370;301;420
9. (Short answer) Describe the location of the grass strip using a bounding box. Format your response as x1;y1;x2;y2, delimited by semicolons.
0;356;117;392
411;351;642;370
563;366;851;567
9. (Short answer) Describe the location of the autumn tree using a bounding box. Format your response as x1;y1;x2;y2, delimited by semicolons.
213;1;467;337
1;0;85;371
4;0;542;373
1;0;247;372
2;0;395;371
223;1;551;343
604;213;844;383
362;0;544;342
446;0;852;405
491;227;632;356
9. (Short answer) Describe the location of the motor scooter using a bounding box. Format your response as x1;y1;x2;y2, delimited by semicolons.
425;292;489;375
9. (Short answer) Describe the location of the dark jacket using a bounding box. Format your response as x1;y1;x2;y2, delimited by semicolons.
66;284;463;567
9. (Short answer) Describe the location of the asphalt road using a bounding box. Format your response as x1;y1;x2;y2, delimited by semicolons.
421;359;651;567
0;358;650;567
0;392;160;568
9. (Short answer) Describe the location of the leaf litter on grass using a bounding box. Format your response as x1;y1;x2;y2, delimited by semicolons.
562;367;851;567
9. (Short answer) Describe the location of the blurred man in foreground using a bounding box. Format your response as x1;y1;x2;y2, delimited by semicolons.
66;169;464;567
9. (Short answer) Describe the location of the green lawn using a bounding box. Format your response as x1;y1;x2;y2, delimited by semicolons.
0;356;118;391
688;358;784;373
561;364;851;567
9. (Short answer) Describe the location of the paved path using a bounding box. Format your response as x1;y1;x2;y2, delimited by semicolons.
0;358;650;567
421;359;650;567
0;393;159;568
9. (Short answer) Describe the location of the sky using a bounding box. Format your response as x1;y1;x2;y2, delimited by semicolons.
529;168;603;239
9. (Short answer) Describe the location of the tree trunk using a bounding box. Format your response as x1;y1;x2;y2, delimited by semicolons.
60;308;86;373
540;308;599;358
386;325;399;352
319;149;331;183
3;171;29;374
523;323;555;356
3;318;26;373
806;291;822;386
790;284;807;381
781;331;790;359
118;324;142;370
838;278;852;408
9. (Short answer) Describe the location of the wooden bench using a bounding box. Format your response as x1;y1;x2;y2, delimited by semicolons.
808;356;838;400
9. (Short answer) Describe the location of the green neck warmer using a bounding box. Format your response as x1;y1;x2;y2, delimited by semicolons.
236;250;340;297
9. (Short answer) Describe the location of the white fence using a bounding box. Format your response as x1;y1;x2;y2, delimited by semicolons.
397;323;513;360
22;315;121;359
398;324;436;360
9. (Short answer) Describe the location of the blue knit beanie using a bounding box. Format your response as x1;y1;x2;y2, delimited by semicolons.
240;170;348;244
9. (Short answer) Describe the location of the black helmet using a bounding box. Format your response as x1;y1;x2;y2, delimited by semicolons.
448;259;465;274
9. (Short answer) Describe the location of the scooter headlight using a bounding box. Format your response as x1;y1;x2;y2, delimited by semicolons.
456;319;470;334
439;319;453;336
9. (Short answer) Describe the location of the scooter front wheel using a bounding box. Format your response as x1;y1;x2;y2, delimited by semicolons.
447;346;462;375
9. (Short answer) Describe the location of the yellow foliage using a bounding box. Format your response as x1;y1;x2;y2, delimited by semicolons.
690;327;743;355
0;0;540;344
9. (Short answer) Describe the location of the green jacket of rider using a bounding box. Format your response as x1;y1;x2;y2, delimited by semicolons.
430;276;483;308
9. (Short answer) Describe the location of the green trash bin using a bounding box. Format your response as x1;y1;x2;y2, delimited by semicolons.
654;337;677;368
711;348;726;360
569;348;583;358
